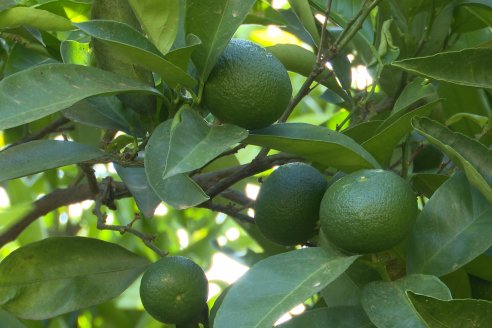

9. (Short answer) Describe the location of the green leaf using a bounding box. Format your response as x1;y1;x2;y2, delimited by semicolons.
114;165;161;219
408;292;492;327
287;0;320;44
246;123;381;172
145;120;209;209
393;48;492;89
362;100;438;166
0;140;104;182
342;120;384;144
0;236;149;320
0;7;73;31
0;309;26;328
186;0;256;81
36;0;92;22
60;40;92;66
74;20;196;88
128;0;180;54
278;306;374;328
164;34;202;71
446;113;489;128
163;107;247;179
412;117;492;203
0;63;162;130
393;78;437;113
465;254;492;281
410;173;448;198
214;248;359;328
407;173;492;276
361;274;452;328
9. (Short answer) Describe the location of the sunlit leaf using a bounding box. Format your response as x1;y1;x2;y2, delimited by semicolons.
0;7;73;31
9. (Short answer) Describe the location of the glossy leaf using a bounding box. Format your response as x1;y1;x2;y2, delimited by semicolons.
287;0;320;44
114;165;161;218
361;274;451;328
407;173;492;276
214;248;359;328
60;40;92;65
164;34;202;71
0;237;149;320
0;309;26;328
342;120;384;144
362;100;438;166
0;7;73;31
128;0;180;54
75;20;196;88
408;292;492;327
186;0;256;81
0;63;162;130
36;0;91;22
246;123;381;172
393;78;437;113
412;117;492;203
278;306;374;328
145;120;209;209
0;140;104;182
393;48;492;89
163;107;247;179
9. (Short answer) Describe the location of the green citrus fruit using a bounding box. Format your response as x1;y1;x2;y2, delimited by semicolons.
140;256;208;324
255;162;327;246
413;144;443;172
203;39;292;130
320;169;417;254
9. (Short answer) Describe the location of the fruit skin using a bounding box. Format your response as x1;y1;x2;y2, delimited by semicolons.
254;162;327;246
91;0;156;116
203;39;292;130
140;256;208;325
320;169;417;254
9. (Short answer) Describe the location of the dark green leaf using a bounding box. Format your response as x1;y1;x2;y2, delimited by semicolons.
342;120;384;144
163;107;247;179
361;274;451;328
74;20;196;88
393;78;437;113
0;63;162;130
393;48;492;89
278;306;374;328
0;237;149;320
412;117;492;203
186;0;256;81
362;100;438;166
145;120;209;209
246;123;381;172
3;43;56;77
287;0;320;44
0;309;26;328
410;173;448;198
164;34;202;71
114;165;161;218
128;0;180;54
465;254;492;281
407;173;492;276
214;248;359;328
408;292;492;328
0;140;104;182
0;7;73;31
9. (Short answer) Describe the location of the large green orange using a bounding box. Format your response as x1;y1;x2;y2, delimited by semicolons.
140;256;208;324
254;162;327;246
203;39;292;130
320;169;417;254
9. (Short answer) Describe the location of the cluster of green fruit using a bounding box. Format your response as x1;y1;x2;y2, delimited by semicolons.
255;163;418;254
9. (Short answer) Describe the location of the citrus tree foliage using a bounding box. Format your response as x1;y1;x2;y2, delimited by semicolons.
0;0;491;327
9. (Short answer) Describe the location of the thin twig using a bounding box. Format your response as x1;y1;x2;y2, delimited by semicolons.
316;0;334;64
79;164;99;195
199;201;255;224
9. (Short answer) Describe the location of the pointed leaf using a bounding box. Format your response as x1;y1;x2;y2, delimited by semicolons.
0;7;73;31
408;292;492;328
278;306;374;328
362;100;438;166
0;237;149;320
75;20;196;88
393;48;492;89
164;34;202;71
245;123;380;172
410;173;448;198
393;78;437;113
186;0;256;81
412;117;492;203
0;140;104;182
128;0;180;54
0;63;162;130
407;173;492;276
361;274;451;328
214;247;359;328
114;165;160;218
145;120;209;209
163;107;247;179
287;0;320;44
